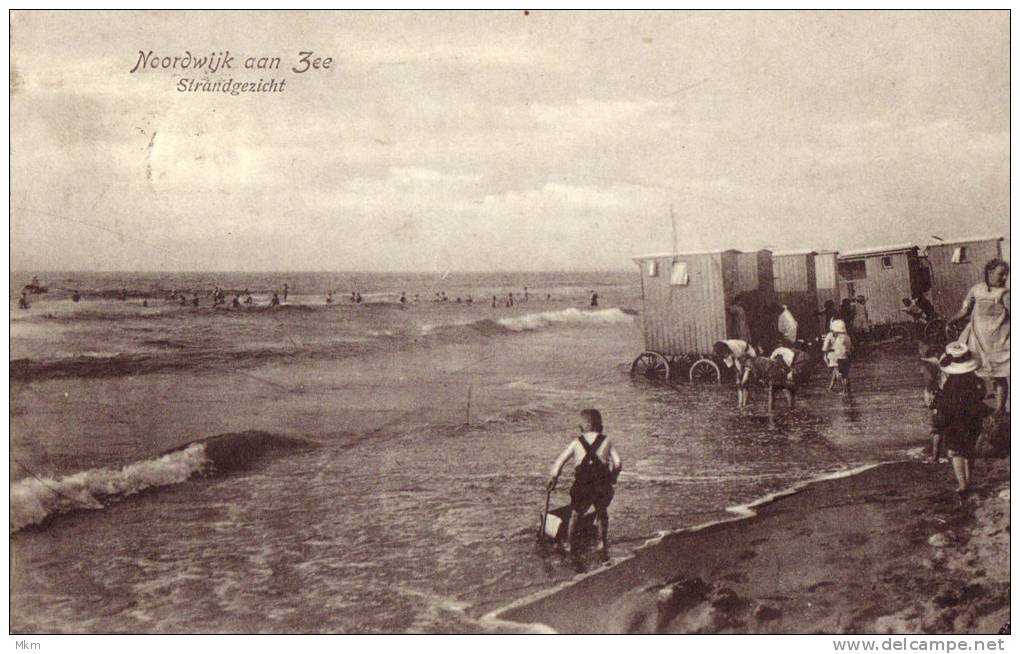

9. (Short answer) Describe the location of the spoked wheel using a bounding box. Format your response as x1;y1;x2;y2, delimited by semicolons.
945;320;965;343
689;358;721;384
631;352;671;382
924;319;947;342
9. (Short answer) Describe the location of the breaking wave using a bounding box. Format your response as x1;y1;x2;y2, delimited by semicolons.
12;307;636;384
9;341;366;384
496;307;634;331
422;307;634;337
10;431;311;533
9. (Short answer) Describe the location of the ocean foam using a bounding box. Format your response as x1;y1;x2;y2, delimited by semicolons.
10;443;210;532
420;307;634;337
496;307;634;332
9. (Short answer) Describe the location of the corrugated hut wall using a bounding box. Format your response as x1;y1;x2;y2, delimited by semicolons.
926;239;1002;318
637;253;729;355
856;252;917;324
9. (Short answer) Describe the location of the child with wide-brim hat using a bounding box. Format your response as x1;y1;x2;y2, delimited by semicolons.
933;342;992;496
822;319;852;394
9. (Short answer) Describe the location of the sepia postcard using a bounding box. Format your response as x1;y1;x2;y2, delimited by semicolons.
8;9;1011;641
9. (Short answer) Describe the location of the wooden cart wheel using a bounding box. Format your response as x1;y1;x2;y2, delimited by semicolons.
689;358;721;384
945;319;965;343
631;352;670;382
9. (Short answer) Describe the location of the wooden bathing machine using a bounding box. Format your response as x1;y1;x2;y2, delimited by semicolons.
836;244;930;325
630;249;775;382
772;249;819;340
924;236;1005;319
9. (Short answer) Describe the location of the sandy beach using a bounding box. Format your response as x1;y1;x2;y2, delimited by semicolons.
496;455;1010;634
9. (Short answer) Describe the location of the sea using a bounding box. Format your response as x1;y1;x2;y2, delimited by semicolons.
9;271;933;633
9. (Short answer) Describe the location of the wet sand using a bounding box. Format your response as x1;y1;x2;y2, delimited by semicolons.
496;457;1010;634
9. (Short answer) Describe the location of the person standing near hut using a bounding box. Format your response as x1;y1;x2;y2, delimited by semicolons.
727;294;751;342
776;304;798;346
838;298;857;325
853;295;871;340
818;299;837;333
933;343;991;497
949;259;1010;416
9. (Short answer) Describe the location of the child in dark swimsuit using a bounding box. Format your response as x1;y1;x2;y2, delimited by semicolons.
933;343;991;496
548;409;622;553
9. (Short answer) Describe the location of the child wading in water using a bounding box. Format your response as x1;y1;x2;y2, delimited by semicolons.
739;354;794;416
548;409;622;554
933;343;991;498
821;319;852;394
713;339;757;408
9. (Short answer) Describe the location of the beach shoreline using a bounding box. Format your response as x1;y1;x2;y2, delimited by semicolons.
491;457;1010;634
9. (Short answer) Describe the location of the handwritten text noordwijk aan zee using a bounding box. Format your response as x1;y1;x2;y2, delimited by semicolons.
129;50;333;95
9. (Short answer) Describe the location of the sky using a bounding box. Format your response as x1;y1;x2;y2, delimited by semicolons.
9;10;1010;272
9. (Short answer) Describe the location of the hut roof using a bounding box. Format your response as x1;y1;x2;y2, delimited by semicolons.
772;249;818;257
838;243;917;260
924;235;1004;248
632;248;738;262
632;247;772;262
